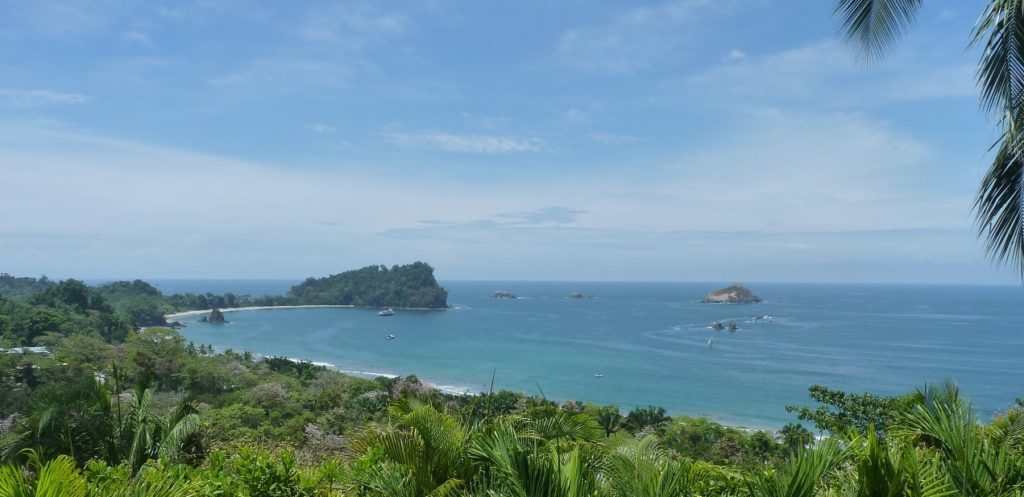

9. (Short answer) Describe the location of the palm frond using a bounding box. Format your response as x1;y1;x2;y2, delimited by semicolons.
30;455;87;497
971;1;1024;117
748;438;844;497
834;0;924;62
604;436;698;497
528;412;603;444
0;462;31;497
974;129;1024;276
157;414;200;461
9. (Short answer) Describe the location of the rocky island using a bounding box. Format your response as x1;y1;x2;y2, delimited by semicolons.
492;290;518;299
200;308;228;323
702;284;761;304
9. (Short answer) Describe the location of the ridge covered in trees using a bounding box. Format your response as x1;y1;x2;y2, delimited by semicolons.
0;262;448;331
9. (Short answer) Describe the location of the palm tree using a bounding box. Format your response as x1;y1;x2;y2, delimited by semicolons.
849;427;954;497
892;390;1024;497
592;406;624;438
353;402;469;496
747;438;844;497
465;420;604;497
602;435;704;497
0;450;195;497
0;376;116;466
115;386;201;474
834;0;1024;275
777;423;815;453
355;402;611;497
1;376;200;474
0;453;86;497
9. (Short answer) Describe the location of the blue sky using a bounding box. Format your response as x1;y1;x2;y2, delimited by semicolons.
0;0;1016;284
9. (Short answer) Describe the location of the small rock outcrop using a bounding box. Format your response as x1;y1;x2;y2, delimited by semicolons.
702;284;761;304
203;308;228;324
492;290;518;299
569;291;584;299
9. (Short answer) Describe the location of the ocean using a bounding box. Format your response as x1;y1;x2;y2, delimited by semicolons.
152;280;1024;430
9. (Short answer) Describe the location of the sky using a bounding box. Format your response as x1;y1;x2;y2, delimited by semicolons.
0;0;1017;284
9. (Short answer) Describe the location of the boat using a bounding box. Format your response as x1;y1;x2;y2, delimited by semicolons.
707;338;713;347
712;321;724;331
593;373;604;377
727;321;738;332
378;308;395;316
385;334;395;340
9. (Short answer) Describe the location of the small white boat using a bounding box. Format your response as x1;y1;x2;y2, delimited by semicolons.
594;373;604;377
707;338;713;347
385;334;396;340
378;308;395;316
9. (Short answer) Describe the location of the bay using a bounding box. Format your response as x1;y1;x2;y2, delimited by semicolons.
160;280;1024;430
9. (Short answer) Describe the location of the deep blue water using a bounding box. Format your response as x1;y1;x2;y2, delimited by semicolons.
157;280;1024;430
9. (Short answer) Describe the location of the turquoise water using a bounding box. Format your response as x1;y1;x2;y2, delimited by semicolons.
163;281;1024;430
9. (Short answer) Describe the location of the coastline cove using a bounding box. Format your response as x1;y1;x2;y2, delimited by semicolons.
170;280;1024;431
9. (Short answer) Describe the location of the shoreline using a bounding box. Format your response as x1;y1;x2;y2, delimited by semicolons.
268;354;473;397
164;304;448;320
170;307;782;431
165;304;356;319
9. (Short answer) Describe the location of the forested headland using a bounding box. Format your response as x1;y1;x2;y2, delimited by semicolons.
0;274;1021;495
0;263;447;330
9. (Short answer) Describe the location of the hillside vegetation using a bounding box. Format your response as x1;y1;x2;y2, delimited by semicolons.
0;263;448;331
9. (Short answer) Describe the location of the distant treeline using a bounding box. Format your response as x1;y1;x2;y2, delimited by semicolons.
0;262;448;329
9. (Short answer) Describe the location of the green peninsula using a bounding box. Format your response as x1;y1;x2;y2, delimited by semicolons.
287;262;448;308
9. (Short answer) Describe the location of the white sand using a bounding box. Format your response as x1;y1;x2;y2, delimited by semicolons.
165;304;472;397
164;304;354;320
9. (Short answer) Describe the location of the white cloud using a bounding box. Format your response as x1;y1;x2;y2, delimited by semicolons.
120;30;154;46
687;40;975;107
724;49;745;61
0;114;996;282
300;6;409;49
307;123;336;134
383;131;542;153
208;57;357;95
589;133;640;144
0;89;90;107
562;108;590;124
556;0;726;74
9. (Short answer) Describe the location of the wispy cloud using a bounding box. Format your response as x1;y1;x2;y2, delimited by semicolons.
383;131;542;153
562;108;591;124
120;30;154;47
0;89;89;107
686;40;975;107
0;120;1004;282
300;5;409;48
589;133;640;144
307;123;336;134
724;49;745;61
496;207;586;225
556;0;727;74
208;57;357;95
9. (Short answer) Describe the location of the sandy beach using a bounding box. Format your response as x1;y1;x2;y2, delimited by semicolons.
164;304;355;320
164;304;475;395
